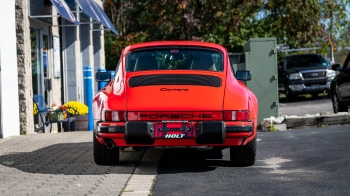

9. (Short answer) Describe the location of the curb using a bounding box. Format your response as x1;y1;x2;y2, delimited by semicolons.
260;112;350;132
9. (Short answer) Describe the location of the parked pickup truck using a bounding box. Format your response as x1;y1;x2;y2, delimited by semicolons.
278;54;336;101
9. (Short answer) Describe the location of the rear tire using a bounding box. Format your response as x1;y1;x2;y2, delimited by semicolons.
332;90;347;113
230;137;256;167
93;134;120;165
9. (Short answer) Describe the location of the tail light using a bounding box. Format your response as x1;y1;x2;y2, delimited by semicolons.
127;111;223;121
102;111;126;121
223;110;250;121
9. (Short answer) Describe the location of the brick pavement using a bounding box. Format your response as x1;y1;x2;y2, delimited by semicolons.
0;132;146;196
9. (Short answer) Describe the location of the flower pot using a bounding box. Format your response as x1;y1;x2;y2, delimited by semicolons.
62;114;88;132
48;111;64;122
75;114;89;131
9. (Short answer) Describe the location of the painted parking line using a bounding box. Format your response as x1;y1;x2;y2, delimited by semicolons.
121;148;163;196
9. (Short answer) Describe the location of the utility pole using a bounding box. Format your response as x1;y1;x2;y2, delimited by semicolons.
330;11;335;64
329;0;335;64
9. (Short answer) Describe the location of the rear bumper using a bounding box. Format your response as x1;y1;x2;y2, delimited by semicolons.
95;121;255;147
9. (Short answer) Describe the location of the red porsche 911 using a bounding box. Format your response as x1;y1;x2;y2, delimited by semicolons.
93;41;258;166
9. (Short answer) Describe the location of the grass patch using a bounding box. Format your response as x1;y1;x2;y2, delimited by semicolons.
269;124;278;132
279;92;329;99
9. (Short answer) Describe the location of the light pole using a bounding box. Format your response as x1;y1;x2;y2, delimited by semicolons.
329;10;335;64
327;0;335;64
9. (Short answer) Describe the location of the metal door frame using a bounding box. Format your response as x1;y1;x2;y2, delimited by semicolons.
31;28;44;97
41;30;51;106
31;25;51;131
31;27;51;103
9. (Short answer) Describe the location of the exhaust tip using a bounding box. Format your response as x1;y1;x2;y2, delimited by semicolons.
106;141;116;149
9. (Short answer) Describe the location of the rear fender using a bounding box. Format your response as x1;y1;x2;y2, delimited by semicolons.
244;92;258;144
248;92;258;120
223;66;250;110
93;60;127;123
223;85;249;110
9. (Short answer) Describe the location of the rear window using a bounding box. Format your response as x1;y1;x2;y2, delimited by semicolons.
126;47;224;72
285;55;328;69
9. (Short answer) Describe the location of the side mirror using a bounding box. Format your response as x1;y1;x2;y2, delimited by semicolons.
95;72;111;82
331;64;341;71
236;70;252;81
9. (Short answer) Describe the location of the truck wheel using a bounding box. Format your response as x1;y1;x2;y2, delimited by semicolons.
230;137;256;167
93;134;120;165
284;84;295;102
332;90;347;113
311;93;319;98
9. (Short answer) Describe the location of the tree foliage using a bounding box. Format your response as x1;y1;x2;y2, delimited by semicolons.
319;0;350;46
262;0;324;47
103;0;350;70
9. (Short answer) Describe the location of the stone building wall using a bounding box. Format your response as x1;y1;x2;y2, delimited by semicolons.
15;0;33;135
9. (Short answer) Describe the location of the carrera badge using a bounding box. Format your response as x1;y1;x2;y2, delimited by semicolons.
160;88;189;91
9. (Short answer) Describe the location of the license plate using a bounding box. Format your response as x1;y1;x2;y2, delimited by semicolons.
310;84;320;89
154;121;196;138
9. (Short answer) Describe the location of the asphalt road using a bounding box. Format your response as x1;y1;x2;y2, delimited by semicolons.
1;126;350;195
278;95;334;116
152;126;350;196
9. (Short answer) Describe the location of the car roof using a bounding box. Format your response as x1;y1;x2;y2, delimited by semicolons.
123;41;227;55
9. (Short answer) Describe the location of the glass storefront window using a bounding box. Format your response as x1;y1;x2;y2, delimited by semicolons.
43;35;48;78
31;28;39;96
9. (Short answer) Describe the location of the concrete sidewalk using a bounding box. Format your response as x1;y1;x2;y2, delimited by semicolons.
261;112;350;131
0;132;156;196
261;97;350;131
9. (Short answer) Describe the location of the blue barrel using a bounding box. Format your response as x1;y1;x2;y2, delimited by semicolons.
97;68;107;91
108;70;115;79
83;66;93;131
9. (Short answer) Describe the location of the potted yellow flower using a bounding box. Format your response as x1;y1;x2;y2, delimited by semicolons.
33;103;38;115
62;101;89;131
62;101;88;116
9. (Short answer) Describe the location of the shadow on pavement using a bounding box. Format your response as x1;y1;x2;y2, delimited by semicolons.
158;148;231;174
0;142;145;175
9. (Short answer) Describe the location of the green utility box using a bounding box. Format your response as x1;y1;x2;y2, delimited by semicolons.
229;38;279;127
